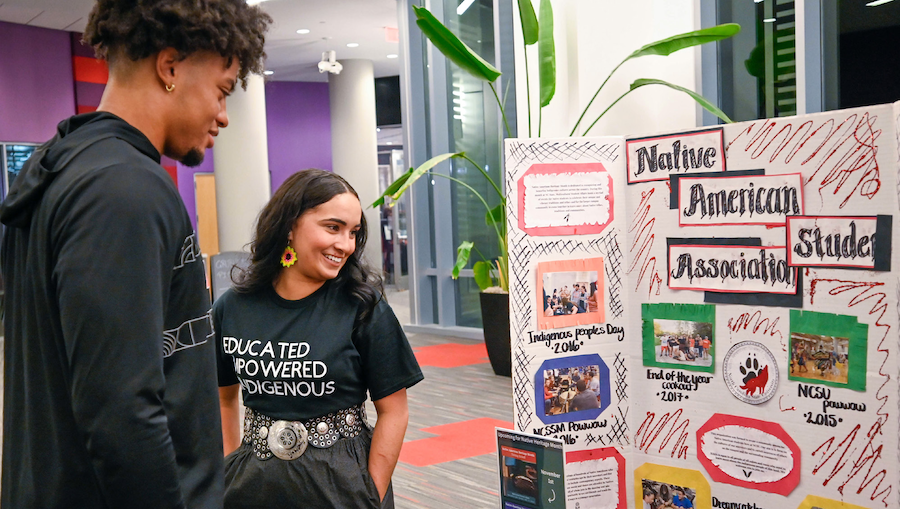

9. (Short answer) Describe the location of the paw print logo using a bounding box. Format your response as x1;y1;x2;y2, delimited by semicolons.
739;356;769;396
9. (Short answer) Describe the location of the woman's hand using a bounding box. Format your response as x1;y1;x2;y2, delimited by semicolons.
219;385;242;456
369;389;410;502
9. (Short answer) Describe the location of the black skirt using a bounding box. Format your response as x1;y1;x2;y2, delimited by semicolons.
224;426;394;509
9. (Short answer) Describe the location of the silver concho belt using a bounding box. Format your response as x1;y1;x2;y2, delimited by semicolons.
243;404;368;460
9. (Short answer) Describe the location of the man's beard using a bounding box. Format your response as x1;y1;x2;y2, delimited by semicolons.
181;147;206;167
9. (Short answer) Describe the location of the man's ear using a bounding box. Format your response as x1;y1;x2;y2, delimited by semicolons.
155;47;180;90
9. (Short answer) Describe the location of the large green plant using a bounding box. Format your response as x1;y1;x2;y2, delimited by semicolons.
373;3;740;293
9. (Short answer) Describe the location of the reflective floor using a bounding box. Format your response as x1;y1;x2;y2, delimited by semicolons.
373;288;514;509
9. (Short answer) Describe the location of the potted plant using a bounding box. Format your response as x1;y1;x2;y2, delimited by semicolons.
374;2;739;376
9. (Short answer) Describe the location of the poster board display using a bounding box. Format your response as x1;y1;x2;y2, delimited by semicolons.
505;102;900;508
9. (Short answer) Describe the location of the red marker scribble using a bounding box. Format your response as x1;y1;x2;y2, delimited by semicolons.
807;278;892;505
778;395;796;412
627;188;663;298
635;408;690;459
812;421;892;506
726;112;882;208
726;310;785;350
810;279;891;421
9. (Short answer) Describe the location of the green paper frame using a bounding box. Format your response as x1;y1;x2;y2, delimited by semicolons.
789;310;868;391
642;303;716;373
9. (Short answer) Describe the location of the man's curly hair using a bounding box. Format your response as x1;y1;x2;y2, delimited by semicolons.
83;0;272;89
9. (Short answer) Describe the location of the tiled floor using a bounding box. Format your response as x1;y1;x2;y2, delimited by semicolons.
375;288;514;509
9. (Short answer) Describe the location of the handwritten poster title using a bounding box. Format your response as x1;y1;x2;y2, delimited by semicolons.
668;244;797;294
626;128;726;183
678;174;804;227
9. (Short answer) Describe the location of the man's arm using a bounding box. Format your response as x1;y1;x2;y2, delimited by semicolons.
54;166;186;508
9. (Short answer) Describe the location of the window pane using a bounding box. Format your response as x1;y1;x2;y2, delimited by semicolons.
831;1;900;109
443;0;503;274
717;0;797;121
455;276;484;328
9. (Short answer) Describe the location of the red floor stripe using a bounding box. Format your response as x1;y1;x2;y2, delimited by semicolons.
399;417;513;467
413;343;490;368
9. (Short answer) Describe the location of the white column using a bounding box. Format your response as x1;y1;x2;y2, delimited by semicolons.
328;59;382;270
213;73;271;252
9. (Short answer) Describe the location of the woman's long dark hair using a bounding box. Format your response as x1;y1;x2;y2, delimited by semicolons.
233;169;383;322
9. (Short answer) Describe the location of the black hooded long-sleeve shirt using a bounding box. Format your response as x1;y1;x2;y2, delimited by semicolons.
0;112;224;508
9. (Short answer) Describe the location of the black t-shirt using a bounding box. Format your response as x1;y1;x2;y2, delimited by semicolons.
214;281;423;421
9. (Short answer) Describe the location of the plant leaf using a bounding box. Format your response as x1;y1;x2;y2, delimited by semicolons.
485;203;505;225
628;23;740;60
371;168;413;207
473;260;494;291
537;0;555;107
517;0;539;46
413;5;501;83
391;152;461;200
452;241;475;279
630;78;733;123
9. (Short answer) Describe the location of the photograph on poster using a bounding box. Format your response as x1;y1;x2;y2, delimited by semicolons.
534;354;611;425
789;333;849;384
537;258;606;330
500;452;539;504
641;479;696;509
542;273;597;316
652;319;714;368
642;303;716;373
542;365;602;416
788;309;868;391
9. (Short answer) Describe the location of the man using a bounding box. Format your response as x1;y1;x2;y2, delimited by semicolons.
0;2;270;508
570;380;601;412
587;373;600;395
672;488;694;508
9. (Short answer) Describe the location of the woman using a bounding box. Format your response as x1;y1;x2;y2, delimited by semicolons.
216;170;423;508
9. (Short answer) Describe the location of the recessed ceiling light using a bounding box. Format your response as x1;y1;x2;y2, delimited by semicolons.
387;142;393;145
263;70;274;76
247;0;269;5
763;17;776;22
347;43;359;48
296;29;310;34
866;0;894;5
387;54;398;59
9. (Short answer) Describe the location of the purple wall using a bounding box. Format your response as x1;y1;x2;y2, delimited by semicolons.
265;81;332;193
0;21;75;142
175;83;334;229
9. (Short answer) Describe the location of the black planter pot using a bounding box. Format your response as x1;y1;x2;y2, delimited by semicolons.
480;291;511;377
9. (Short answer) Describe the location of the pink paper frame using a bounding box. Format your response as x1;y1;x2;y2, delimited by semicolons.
536;258;605;330
517;163;614;237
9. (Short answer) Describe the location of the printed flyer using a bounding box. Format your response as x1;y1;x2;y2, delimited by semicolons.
505;101;900;508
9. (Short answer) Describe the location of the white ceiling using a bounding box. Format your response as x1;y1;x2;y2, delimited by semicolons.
0;0;402;82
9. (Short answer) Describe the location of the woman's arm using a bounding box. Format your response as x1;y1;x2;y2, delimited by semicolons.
369;389;410;501
219;385;242;456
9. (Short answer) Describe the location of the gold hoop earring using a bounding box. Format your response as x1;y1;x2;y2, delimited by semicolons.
166;83;175;92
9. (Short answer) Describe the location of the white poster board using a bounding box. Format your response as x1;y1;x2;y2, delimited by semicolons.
506;102;900;509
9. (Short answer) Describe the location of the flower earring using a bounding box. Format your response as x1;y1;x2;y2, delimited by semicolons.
281;244;297;267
